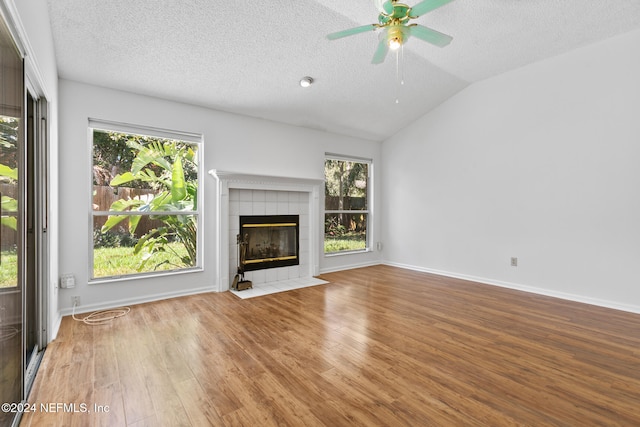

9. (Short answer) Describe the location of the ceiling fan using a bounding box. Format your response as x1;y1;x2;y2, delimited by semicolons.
327;0;455;64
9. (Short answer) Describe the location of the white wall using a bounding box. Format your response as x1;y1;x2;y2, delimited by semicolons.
58;80;382;314
382;29;640;313
9;0;60;337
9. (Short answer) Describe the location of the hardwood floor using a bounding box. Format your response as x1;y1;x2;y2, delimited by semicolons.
21;265;640;426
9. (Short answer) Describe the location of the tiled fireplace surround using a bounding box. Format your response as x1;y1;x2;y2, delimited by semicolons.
209;170;323;291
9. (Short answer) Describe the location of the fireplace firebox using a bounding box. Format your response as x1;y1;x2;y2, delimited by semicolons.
239;215;299;271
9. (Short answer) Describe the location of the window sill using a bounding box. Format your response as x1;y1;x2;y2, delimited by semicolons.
324;248;372;258
89;266;204;285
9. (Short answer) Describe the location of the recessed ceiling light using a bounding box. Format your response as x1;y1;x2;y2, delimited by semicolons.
299;76;314;88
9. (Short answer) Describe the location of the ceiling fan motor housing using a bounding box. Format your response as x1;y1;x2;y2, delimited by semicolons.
379;2;411;24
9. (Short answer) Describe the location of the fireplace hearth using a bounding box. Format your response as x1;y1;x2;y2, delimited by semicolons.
240;215;299;271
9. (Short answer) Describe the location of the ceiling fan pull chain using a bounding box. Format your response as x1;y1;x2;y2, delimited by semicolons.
400;43;405;85
395;49;400;104
395;45;405;104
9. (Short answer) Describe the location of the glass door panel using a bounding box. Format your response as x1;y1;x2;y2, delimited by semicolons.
0;14;24;427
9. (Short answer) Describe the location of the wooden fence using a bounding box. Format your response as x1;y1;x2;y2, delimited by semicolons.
93;186;164;237
325;195;366;210
324;196;367;233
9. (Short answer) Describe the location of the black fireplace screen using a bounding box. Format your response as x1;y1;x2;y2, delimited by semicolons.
239;215;299;271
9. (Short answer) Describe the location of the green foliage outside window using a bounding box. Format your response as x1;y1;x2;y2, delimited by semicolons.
0;116;19;288
0;116;18;233
93;129;199;278
324;158;369;253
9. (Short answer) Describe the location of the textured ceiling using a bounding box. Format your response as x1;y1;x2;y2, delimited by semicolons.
46;0;640;141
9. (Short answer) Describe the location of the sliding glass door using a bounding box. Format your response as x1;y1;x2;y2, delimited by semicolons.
0;13;25;427
0;12;48;427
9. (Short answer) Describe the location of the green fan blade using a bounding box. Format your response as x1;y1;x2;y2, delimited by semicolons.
408;24;453;47
327;24;377;40
382;0;394;14
371;33;389;64
374;0;393;14
409;0;455;18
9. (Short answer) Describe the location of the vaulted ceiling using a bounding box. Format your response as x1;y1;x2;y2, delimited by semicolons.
47;0;640;141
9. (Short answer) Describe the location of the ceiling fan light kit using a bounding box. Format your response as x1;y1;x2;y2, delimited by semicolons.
387;25;404;50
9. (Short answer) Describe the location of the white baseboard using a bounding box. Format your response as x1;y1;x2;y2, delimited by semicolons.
383;261;640;315
58;286;217;317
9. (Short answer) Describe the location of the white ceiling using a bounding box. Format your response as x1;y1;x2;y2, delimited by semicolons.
46;0;640;141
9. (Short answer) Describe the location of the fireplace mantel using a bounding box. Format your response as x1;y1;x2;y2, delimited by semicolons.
208;170;323;291
209;170;323;191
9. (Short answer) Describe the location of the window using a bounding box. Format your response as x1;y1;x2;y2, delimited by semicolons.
324;155;371;254
90;120;201;280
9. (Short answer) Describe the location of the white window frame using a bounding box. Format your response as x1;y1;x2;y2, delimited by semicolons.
324;153;373;256
88;119;203;282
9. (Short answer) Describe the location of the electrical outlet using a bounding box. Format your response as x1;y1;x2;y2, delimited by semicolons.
71;296;80;306
511;257;518;267
60;273;76;288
